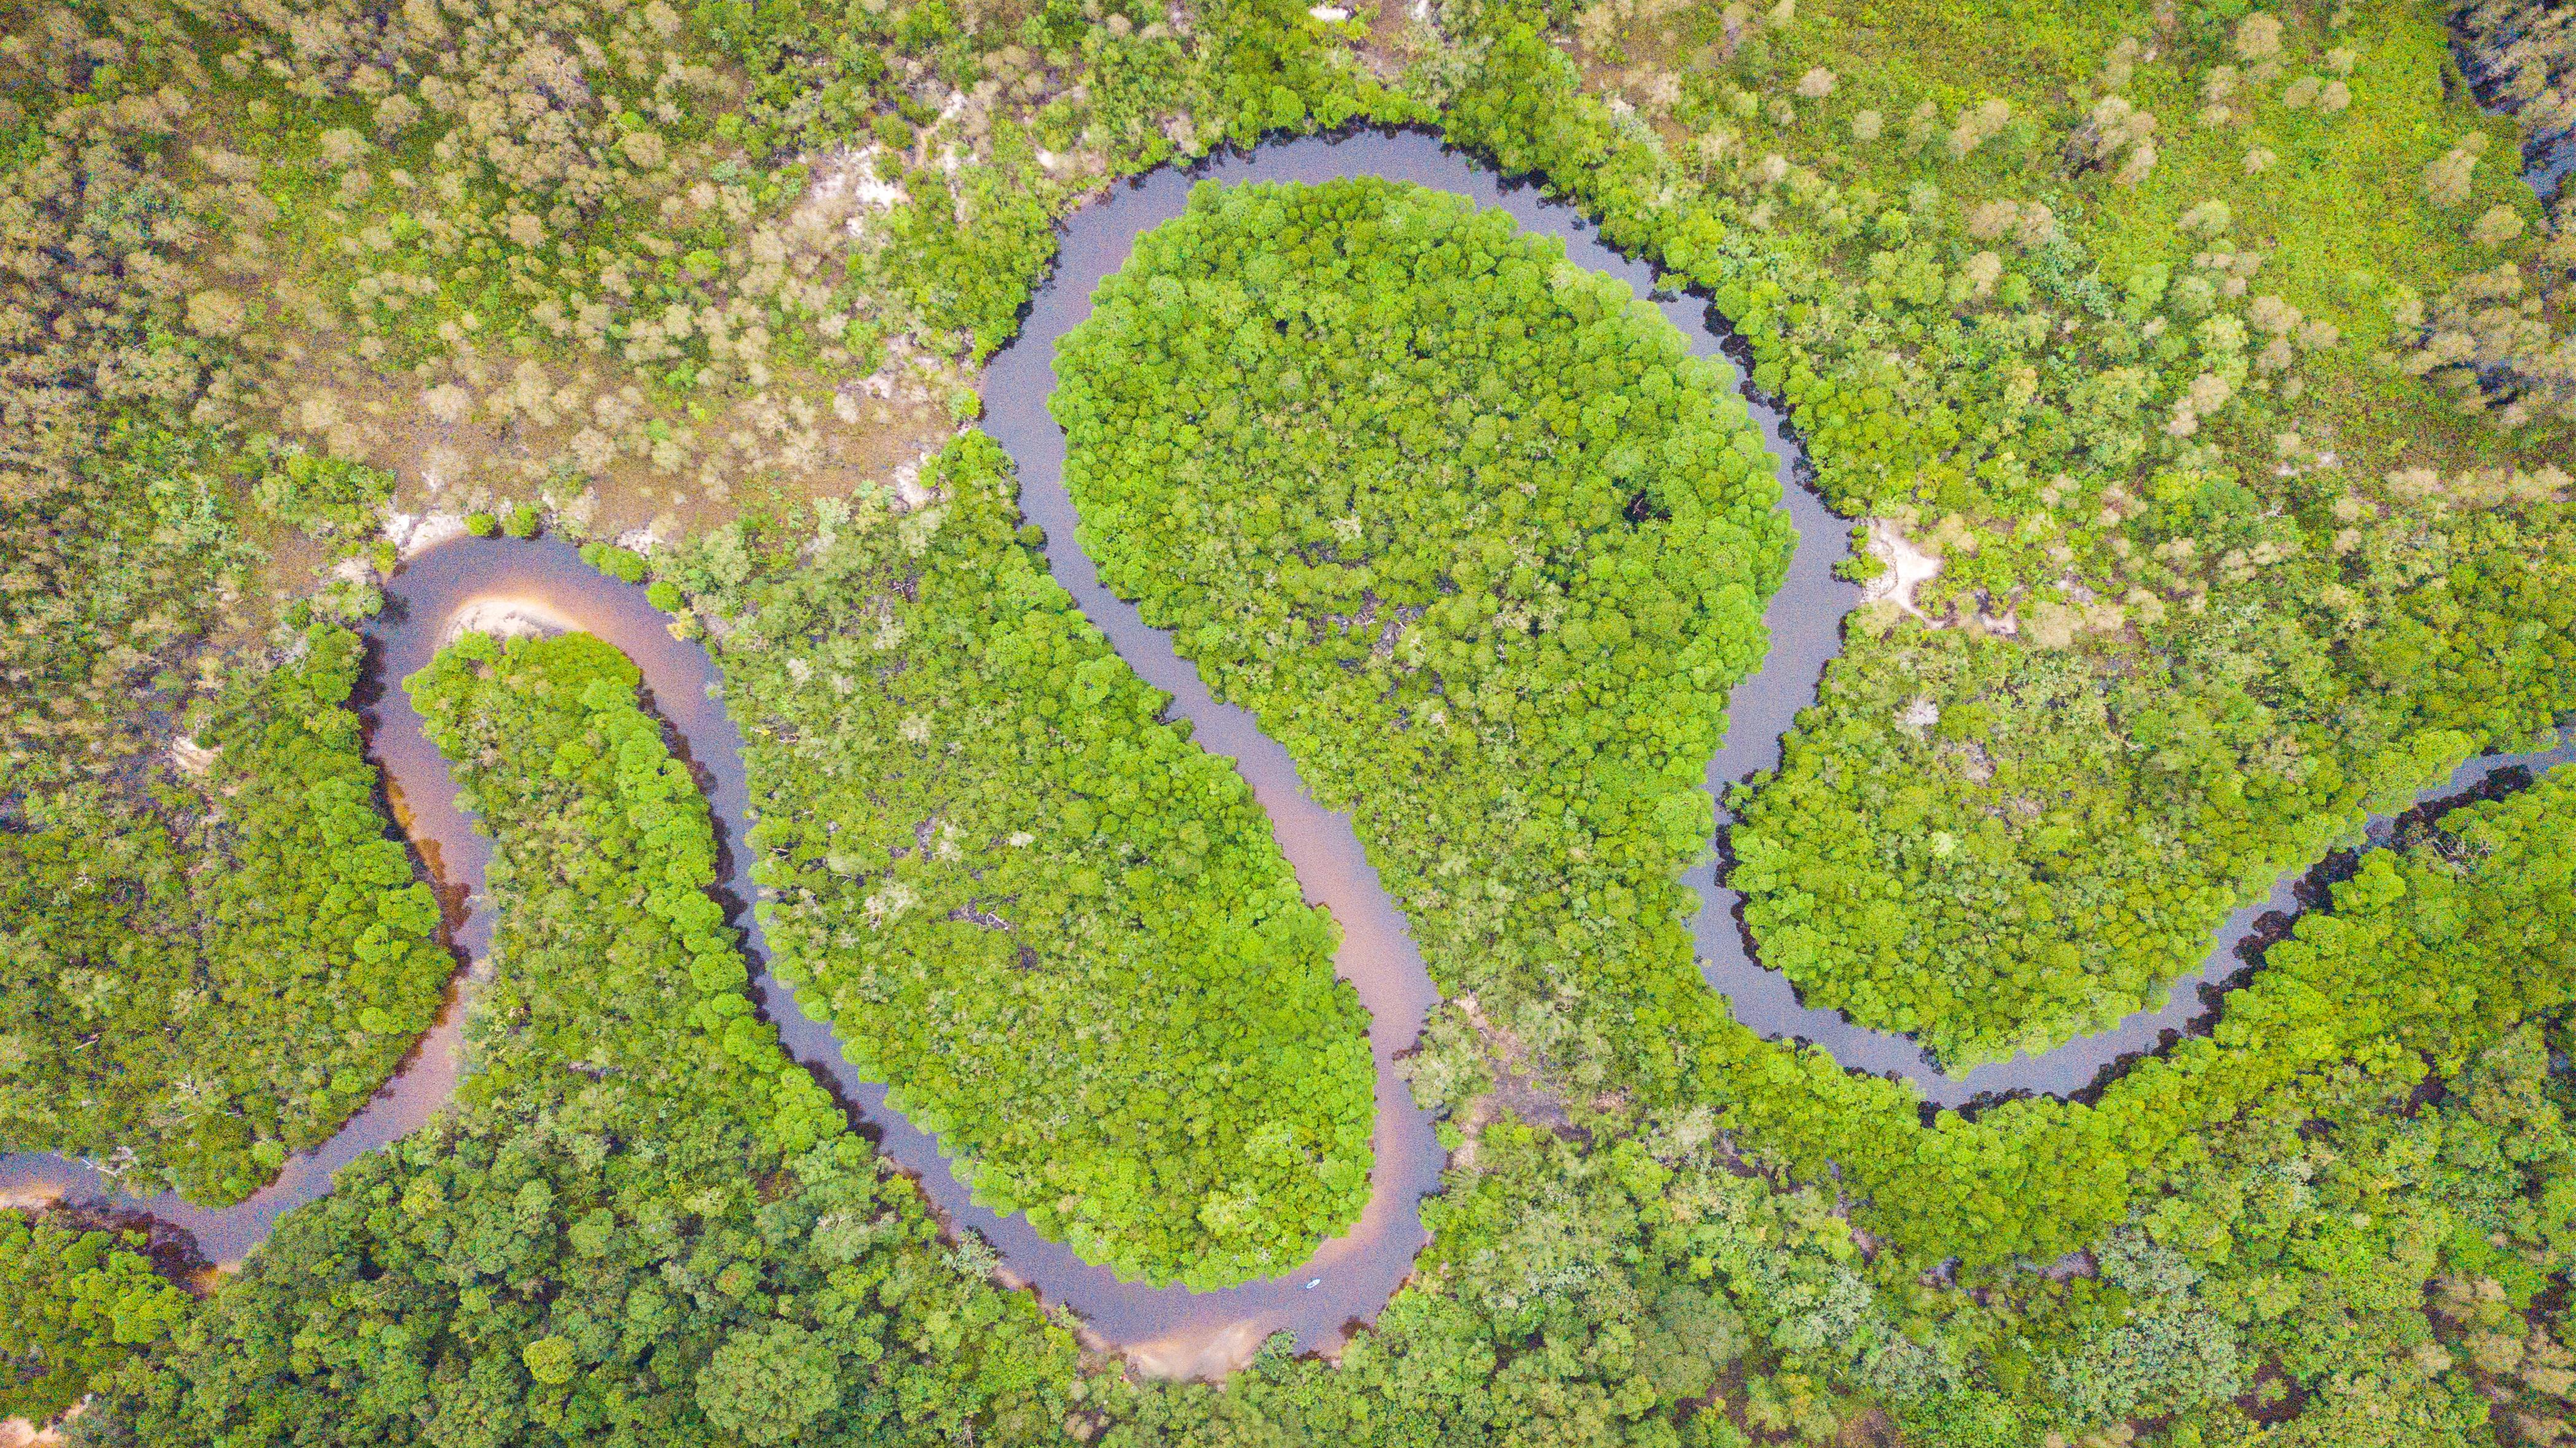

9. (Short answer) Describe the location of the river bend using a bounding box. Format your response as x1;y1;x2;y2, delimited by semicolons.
4;130;2570;1371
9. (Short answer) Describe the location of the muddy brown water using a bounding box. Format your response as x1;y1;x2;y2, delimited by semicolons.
4;130;2570;1368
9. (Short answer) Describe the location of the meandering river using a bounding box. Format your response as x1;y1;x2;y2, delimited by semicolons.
4;130;2569;1372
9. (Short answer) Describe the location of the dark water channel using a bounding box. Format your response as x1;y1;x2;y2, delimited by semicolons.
5;130;2570;1370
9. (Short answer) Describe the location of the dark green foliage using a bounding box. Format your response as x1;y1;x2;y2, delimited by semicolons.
405;632;843;1160
670;436;1376;1290
1727;612;2544;1064
0;625;450;1202
696;1321;843;1444
576;541;648;585
1726;493;2576;1065
1050;769;2576;1442
0;1215;187;1426
1095;1118;1764;1446
1430;16;2576;1203
1052;176;1790;1100
104;631;1079;1445
1702;762;2576;1271
1990;1022;2576;1447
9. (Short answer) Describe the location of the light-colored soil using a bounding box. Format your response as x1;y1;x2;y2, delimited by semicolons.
1120;1318;1273;1381
1;1400;75;1446
442;597;579;644
1859;515;1944;617
169;735;220;776
386;510;471;558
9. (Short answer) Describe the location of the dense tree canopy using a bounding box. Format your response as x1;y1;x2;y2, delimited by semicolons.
662;436;1378;1290
1053;175;1789;1102
9;0;2576;1442
103;632;1078;1446
1435;7;2576;1067
0;623;449;1202
0;1214;187;1426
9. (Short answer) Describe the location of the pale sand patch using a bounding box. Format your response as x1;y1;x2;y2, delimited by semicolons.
1860;515;1943;618
443;597;581;646
387;510;471;559
892;450;943;512
796;147;910;235
1;1398;77;1446
170;735;219;777
1122;1318;1270;1381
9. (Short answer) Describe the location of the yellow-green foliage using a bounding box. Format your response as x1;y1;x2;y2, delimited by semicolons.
1054;177;1789;1091
678;436;1378;1291
122;630;1077;1446
1445;6;2576;1066
0;625;449;1203
0;1214;187;1428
